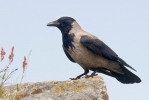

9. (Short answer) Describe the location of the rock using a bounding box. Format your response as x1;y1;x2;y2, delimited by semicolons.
3;76;108;100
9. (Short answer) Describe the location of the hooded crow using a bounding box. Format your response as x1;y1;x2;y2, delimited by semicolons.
47;16;141;84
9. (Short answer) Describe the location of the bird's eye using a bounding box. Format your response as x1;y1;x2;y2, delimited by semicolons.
60;23;64;27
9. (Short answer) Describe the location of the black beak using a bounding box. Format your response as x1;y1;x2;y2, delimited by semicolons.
47;20;60;27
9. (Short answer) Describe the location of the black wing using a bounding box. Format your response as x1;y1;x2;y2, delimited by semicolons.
63;46;76;63
80;35;136;71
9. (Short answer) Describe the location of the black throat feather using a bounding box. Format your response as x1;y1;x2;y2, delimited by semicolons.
58;25;75;50
63;33;75;51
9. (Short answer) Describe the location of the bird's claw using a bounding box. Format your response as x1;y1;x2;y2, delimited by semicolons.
69;76;81;80
84;74;98;78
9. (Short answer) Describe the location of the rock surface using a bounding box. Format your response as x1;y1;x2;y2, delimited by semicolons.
3;76;108;100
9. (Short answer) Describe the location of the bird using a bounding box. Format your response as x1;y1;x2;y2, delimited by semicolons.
47;16;141;84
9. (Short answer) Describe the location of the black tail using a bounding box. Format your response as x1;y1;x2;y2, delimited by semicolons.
111;65;141;84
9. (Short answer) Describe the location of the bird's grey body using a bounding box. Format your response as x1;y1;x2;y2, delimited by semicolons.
47;16;141;84
66;22;123;74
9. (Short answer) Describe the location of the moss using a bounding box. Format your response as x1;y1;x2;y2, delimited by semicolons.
52;79;89;95
0;87;3;98
53;87;61;95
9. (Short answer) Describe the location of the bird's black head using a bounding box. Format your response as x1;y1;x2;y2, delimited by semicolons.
47;16;76;34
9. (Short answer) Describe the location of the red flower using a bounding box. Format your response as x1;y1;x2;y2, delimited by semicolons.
1;48;6;61
9;46;14;63
23;56;27;73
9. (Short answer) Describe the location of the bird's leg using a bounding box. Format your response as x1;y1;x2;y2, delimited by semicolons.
85;68;114;78
97;69;114;77
70;69;89;80
85;70;98;78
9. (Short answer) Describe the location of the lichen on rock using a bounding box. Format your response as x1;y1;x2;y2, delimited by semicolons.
3;76;108;100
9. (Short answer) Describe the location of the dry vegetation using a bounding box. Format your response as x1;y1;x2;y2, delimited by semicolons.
0;46;31;99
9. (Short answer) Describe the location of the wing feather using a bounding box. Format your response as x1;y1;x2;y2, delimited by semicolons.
80;35;136;71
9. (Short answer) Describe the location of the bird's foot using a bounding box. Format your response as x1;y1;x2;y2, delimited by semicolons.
69;76;81;80
84;74;98;78
69;70;89;80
